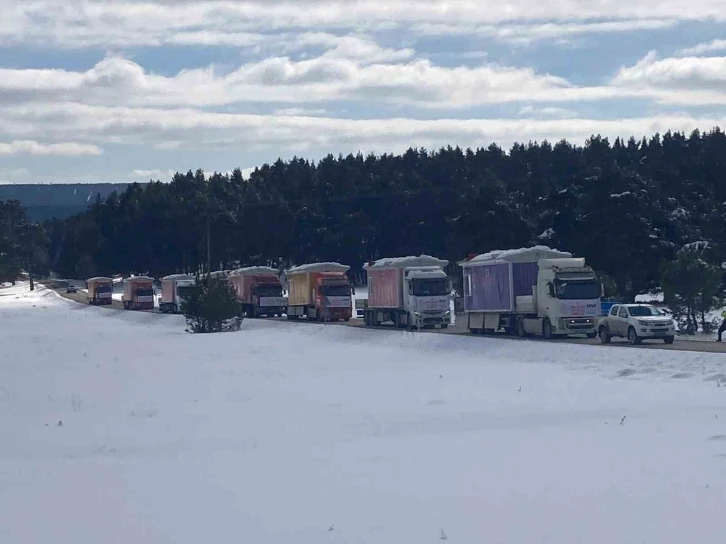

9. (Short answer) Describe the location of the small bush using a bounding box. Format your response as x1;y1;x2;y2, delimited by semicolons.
181;275;244;333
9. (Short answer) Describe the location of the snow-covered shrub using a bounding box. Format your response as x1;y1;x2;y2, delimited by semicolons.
181;276;243;333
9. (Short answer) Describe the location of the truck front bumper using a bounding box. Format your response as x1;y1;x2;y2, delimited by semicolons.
558;317;596;334
414;311;451;326
637;325;676;338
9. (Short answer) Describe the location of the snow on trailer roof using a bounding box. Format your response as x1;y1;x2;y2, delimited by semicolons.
287;262;350;274
364;255;449;269
87;277;113;282
230;266;280;276
162;274;195;281
124;275;155;282
460;245;572;267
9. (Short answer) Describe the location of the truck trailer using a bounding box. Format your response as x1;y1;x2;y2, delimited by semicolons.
286;262;352;321
229;266;287;318
363;255;451;329
86;277;113;305
122;276;155;311
159;274;195;313
460;246;601;339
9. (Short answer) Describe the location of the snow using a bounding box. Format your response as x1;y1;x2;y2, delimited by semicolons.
536;227;555;240
462;245;572;265
3;283;726;543
610;191;633;198
287;262;350;274
364;255;448;269
635;291;665;303
230;266;280;276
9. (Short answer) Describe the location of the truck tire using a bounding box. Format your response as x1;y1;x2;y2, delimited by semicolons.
664;336;675;344
586;332;597;339
627;327;641;345
599;326;611;344
543;319;553;339
517;317;526;337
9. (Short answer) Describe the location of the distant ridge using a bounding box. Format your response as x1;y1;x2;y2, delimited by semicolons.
0;183;134;221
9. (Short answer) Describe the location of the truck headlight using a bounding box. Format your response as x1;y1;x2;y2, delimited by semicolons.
444;311;451;316
638;320;649;326
414;312;421;317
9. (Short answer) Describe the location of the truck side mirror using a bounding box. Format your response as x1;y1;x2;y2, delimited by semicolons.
548;282;554;297
600;283;605;297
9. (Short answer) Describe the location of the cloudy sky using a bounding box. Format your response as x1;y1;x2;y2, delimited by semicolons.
2;0;726;184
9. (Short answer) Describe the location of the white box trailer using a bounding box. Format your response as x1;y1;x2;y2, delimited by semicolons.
460;246;601;338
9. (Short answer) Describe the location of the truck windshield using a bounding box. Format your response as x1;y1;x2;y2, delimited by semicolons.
136;288;153;297
97;284;112;293
255;285;282;297
411;278;449;297
554;280;599;300
322;285;350;296
177;285;194;298
627;306;663;317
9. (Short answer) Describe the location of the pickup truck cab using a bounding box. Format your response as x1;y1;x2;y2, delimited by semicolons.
598;304;676;345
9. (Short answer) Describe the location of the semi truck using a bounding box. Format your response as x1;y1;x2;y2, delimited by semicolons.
86;277;113;305
286;262;352;321
460;246;601;339
159;274;195;313
229;266;287;318
363;255;451;329
122;276;155;311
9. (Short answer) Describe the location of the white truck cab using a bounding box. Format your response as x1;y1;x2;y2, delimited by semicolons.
403;267;451;328
531;258;601;338
598;304;676;345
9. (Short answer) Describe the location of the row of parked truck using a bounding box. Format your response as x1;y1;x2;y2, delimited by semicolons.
82;245;677;343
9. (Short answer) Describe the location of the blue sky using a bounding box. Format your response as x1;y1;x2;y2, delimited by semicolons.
1;0;726;184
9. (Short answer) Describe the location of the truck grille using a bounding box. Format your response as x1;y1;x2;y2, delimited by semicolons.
565;318;594;330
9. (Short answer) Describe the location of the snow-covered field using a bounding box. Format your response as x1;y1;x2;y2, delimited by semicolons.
2;282;726;543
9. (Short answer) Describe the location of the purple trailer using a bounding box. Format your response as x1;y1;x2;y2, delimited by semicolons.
460;246;601;338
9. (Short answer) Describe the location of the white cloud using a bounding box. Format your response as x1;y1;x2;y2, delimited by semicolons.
518;105;579;118
0;102;722;154
0;140;102;156
611;51;726;104
273;108;328;116
679;39;726;56
0;53;615;110
0;1;718;49
415;18;679;44
131;169;176;180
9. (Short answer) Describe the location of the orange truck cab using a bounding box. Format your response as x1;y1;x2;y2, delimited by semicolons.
122;276;155;311
286;262;352;321
229;266;287;318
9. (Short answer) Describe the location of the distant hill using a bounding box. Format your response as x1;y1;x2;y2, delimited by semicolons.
0;183;132;221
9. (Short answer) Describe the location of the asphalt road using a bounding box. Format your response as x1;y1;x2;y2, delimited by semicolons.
46;283;726;354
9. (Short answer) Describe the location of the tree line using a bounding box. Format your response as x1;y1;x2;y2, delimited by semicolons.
12;129;722;315
0;199;48;289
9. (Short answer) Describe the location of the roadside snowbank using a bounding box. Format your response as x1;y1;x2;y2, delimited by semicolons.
1;283;726;544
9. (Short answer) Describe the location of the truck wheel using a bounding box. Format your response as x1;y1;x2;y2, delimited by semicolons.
440;324;448;330
664;336;675;344
599;327;611;344
627;327;641;345
517;318;526;337
543;319;553;339
586;332;597;339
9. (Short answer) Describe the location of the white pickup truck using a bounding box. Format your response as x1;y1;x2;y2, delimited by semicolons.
597;304;676;345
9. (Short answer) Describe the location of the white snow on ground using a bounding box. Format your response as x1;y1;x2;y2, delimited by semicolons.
2;283;726;543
